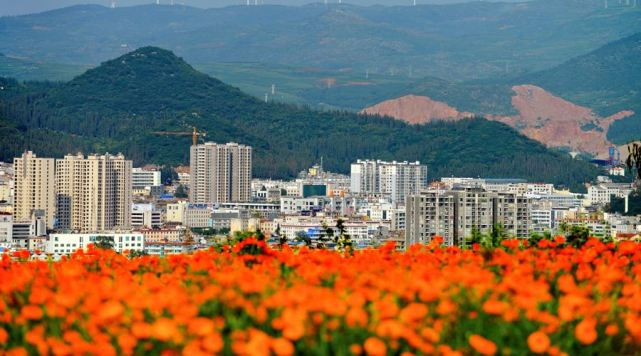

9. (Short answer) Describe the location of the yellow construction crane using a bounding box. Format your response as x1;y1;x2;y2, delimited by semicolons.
152;127;207;146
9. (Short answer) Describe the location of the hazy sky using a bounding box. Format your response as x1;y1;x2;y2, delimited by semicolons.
0;0;521;16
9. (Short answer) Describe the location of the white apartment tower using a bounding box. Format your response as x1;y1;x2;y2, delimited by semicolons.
56;153;132;232
350;159;427;203
13;151;56;228
190;142;252;203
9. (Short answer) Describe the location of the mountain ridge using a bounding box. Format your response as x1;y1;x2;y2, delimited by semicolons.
0;46;599;190
1;1;639;81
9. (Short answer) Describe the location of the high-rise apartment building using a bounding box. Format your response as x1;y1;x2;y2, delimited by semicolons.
13;151;56;228
350;160;427;203
56;153;132;232
406;187;530;247
190;142;252;203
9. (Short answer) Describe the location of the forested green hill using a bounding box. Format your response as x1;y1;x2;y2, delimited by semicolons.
0;47;598;190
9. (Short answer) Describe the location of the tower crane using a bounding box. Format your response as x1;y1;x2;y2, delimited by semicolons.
152;127;207;146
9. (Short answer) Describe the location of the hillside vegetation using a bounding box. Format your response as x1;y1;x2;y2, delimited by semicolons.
0;47;598;190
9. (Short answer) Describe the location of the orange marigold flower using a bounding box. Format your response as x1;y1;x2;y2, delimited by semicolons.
399;303;427;323
346;307;369;327
188;317;216;337
6;347;29;356
350;344;363;355
605;324;619;336
21;305;43;320
527;331;550;354
0;327;7;344
469;335;497;356
97;301;124;321
132;322;152;339
575;318;598;345
201;333;223;353
271;338;294;356
364;337;387;356
117;334;137;354
482;300;507;315
152;318;178;341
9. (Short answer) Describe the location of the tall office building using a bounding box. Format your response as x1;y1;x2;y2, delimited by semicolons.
350;160;427;203
13;151;56;228
56;153;132;232
190;142;252;203
406;187;530;247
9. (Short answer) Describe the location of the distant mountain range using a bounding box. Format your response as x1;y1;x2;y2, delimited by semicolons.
0;0;533;17
0;47;598;190
1;1;639;81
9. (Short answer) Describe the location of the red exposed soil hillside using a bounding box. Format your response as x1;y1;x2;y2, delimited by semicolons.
492;85;633;157
360;95;473;124
362;86;634;158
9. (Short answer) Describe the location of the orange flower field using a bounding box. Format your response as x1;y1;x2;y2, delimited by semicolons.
2;237;641;355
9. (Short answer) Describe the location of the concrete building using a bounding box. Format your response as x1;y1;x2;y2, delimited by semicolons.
47;232;144;255
13;151;56;228
273;216;371;243
0;171;12;203
530;202;553;234
166;201;188;224
406;189;457;246
131;203;162;228
406;187;530;247
190;142;252;204
174;166;190;187
56;153;132;232
587;183;634;206
217;202;280;219
558;218;611;238
356;200;406;231
280;196;326;215
145;242;194;256
136;227;184;243
0;213;12;243
131;167;161;189
350;160;427;203
211;209;243;230
184;204;213;228
230;217;261;235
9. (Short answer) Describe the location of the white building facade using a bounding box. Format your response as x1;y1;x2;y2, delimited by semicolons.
47;232;145;255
